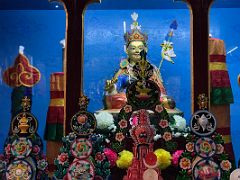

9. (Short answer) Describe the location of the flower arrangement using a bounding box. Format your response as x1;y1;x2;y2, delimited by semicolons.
54;133;111;179
177;133;233;180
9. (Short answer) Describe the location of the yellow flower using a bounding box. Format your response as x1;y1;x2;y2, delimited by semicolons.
116;150;133;169
154;149;172;170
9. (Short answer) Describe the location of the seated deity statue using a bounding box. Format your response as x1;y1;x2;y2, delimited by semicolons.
103;13;178;112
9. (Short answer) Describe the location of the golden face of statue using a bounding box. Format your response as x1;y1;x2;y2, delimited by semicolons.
126;41;147;64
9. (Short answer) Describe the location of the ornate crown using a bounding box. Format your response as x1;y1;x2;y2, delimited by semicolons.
124;12;148;45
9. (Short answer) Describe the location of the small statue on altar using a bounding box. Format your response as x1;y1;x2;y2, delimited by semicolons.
104;12;177;111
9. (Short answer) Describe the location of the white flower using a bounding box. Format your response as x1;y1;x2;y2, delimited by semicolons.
95;111;114;130
174;132;181;137
153;134;162;141
108;124;117;133
173;115;186;131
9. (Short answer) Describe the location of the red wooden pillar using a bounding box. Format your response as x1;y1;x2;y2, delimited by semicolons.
53;0;100;135
185;0;213;111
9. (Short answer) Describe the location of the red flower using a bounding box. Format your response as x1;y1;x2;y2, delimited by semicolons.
159;120;169;128
186;142;194;152
155;105;163;113
115;132;125;142
162;132;172;141
32;145;40;155
57;153;68;165
118;119;128;129
179;157;191;170
95;152;105;162
124;105;132;113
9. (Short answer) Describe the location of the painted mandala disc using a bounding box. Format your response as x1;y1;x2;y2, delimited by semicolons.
190;110;216;136
193;159;221;180
71;138;92;159
70;111;96;136
195;137;216;158
6;160;33;180
11;137;32;158
67;160;94;180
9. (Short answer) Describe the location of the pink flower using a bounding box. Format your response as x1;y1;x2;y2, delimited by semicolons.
172;150;184;166
130;116;138;126
159;120;169;128
155;105;163;113
216;144;224;154
163;132;172;141
32;145;40;155
115;132;125;142
118;119;128;129
186;142;194;152
95;152;105;162
124;105;132;113
103;148;118;167
4;144;11;155
179;157;191;170
57;153;68;165
220;160;232;171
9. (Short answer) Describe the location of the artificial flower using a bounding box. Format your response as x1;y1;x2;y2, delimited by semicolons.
179;157;191;170
95;152;105;162
57;153;68;165
95;111;114;131
153;134;162;141
116;150;133;169
173;115;186;131
162;132;172;141
104;148;118;167
159;120;169;128
118;119;128;129
108;124;117;133
220;160;232;171
124;105;132;113
186;142;194;152
172;150;184;166
37;159;48;170
216;144;224;154
154;149;172;170
32;145;41;155
115;132;125;142
130;115;138;127
155;105;163;113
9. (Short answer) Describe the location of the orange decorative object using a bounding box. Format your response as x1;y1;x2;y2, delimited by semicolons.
3;53;41;87
104;93;127;109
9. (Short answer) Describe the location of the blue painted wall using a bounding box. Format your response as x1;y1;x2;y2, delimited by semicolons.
0;8;239;164
0;10;65;152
